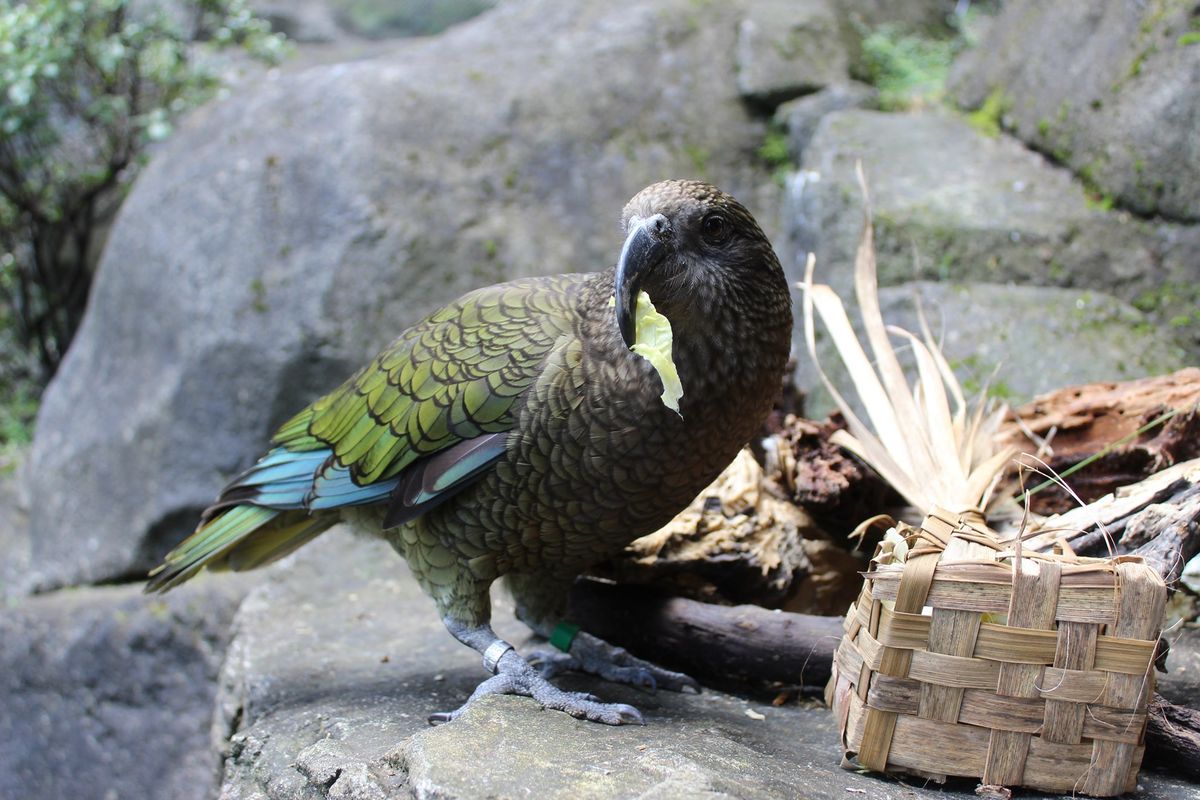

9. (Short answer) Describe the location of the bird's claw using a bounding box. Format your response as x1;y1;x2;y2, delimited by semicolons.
429;649;646;726
528;632;701;695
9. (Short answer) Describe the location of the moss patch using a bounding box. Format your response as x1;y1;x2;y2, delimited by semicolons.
967;89;1009;137
859;25;964;111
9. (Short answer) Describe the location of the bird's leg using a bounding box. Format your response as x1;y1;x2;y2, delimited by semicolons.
430;616;644;726
395;530;649;724
506;573;701;694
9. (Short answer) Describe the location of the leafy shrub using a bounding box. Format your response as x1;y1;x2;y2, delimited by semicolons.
0;0;285;381
0;0;285;447
859;25;961;111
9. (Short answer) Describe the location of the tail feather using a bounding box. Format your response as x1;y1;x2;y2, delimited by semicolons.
214;513;335;573
146;505;279;593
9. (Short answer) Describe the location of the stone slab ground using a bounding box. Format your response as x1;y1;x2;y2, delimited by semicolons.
215;534;1200;800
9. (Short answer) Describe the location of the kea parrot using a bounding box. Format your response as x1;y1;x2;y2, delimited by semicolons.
148;180;793;725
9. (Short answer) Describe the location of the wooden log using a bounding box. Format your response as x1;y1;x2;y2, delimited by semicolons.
568;578;843;693
1126;484;1200;587
1013;457;1200;559
772;414;900;538
1146;694;1200;780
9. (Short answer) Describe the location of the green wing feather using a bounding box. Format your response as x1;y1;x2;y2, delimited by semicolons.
275;275;585;484
148;275;586;593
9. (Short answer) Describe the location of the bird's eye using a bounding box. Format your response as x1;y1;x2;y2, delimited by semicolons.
701;214;728;243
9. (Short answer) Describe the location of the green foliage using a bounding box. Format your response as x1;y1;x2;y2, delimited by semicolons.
859;25;962;111
0;377;38;453
757;130;790;168
1179;32;1200;46
757;127;792;186
0;0;286;381
681;143;710;176
950;354;1013;401
967;89;1009;137
0;292;37;459
331;0;495;38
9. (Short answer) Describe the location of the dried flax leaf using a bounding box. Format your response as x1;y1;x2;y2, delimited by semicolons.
807;278;911;470
889;327;964;500
850;190;941;493
799;166;1013;516
802;257;925;507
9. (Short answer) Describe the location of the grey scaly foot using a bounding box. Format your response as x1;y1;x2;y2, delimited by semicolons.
528;630;701;694
432;620;645;726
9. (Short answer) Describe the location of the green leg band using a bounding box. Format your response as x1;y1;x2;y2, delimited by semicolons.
549;621;581;652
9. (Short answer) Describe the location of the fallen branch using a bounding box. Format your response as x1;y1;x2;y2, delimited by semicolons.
1015;457;1200;570
1146;694;1200;779
569;578;842;693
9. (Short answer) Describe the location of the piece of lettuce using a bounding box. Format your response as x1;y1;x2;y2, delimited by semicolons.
611;291;683;416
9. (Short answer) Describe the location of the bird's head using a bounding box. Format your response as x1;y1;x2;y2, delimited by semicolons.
614;179;781;347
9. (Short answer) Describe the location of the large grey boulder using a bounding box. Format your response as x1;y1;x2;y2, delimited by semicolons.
784;110;1199;366
0;575;251;800
949;0;1200;223
0;459;31;601
732;0;956;110
783;108;1197;413
773;82;877;161
734;0;850;109
214;533;1198;799
26;0;787;591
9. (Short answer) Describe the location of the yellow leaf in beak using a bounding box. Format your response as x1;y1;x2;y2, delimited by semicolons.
610;291;684;416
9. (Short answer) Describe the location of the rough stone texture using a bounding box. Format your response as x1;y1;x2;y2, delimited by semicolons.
214;533;1199;799
948;0;1200;223
250;0;350;43
323;0;498;40
783;109;1200;405
773;82;876;162
1161;627;1200;708
248;0;496;43
734;0;850;109
787;109;1200;300
0;459;31;601
800;280;1189;418
836;0;955;33
732;0;957;111
0;575;252;800
25;0;787;591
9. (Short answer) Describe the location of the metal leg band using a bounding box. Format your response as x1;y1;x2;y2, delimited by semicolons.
482;640;515;674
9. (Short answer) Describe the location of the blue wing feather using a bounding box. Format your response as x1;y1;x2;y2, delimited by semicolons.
221;435;506;521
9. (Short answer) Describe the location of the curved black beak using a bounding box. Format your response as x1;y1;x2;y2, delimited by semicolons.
614;214;668;347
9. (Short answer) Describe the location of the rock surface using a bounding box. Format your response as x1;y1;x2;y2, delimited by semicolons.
26;0;786;591
773;82;876;162
214;533;1199;799
0;460;31;600
949;0;1200;223
783;108;1199;408
734;0;849;109
1161;627;1200;709
787;109;1200;301
0;575;251;800
249;0;495;43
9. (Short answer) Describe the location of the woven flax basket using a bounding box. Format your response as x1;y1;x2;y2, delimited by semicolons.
827;507;1167;796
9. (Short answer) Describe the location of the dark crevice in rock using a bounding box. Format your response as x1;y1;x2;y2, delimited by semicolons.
138;506;207;568
1012;134;1197;227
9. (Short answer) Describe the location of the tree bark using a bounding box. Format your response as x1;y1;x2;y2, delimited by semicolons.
569;578;842;694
